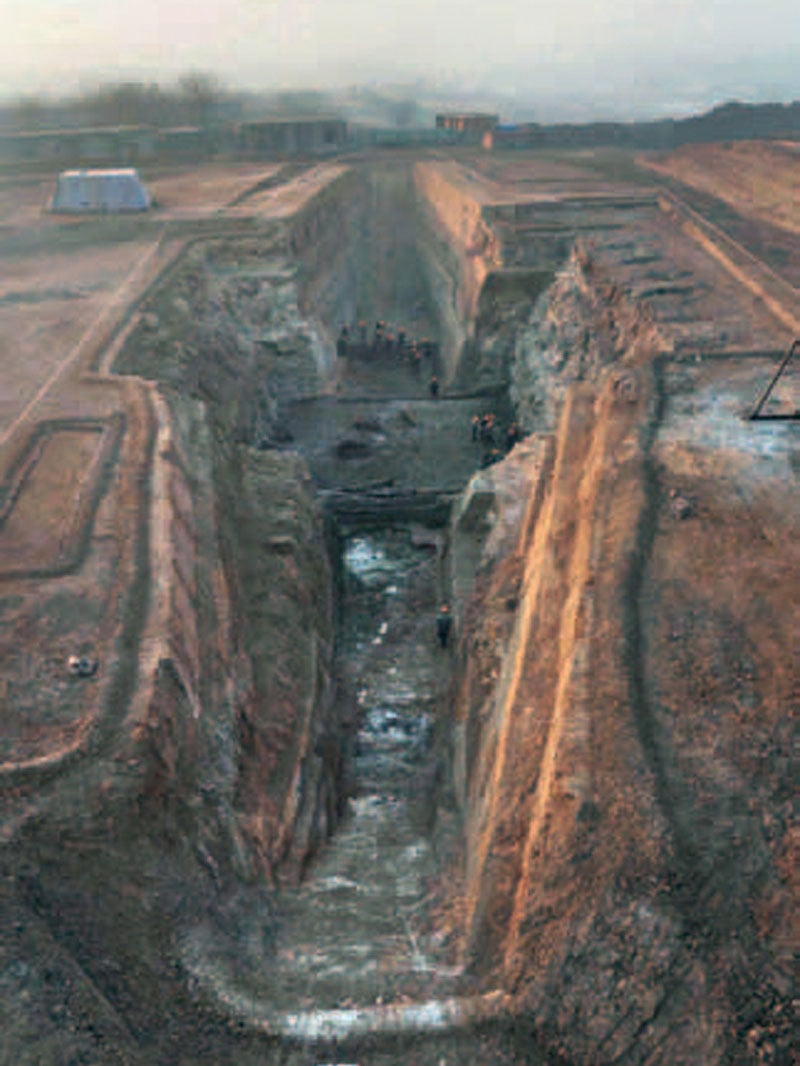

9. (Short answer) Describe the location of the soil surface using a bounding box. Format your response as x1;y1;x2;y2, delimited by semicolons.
643;141;800;236
0;147;796;1066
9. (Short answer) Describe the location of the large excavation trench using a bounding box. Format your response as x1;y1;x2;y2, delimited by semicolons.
5;157;795;1065
193;525;465;1015
118;162;529;1053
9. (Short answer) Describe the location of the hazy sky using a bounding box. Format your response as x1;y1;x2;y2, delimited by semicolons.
2;0;799;117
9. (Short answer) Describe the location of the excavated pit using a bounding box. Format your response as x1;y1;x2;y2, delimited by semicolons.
99;160;537;1061
4;155;795;1066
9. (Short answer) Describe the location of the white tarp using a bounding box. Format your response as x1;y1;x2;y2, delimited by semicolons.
50;168;151;213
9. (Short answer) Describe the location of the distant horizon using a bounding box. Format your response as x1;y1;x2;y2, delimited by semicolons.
2;1;798;124
0;74;798;130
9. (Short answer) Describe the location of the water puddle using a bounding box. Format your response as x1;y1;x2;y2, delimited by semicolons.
343;535;397;584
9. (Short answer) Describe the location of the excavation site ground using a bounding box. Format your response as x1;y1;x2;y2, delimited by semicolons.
0;144;797;1065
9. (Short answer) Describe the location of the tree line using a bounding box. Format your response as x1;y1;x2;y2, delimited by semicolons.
3;73;242;131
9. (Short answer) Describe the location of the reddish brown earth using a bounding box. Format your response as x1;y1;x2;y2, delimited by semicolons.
0;149;796;1065
642;141;800;235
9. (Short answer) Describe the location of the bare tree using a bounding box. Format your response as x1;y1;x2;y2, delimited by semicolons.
6;73;239;132
178;71;224;127
391;98;420;128
11;95;48;130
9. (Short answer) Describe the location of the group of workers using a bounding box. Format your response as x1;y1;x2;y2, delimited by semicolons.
471;412;523;467
335;320;530;650
338;321;440;377
337;319;444;400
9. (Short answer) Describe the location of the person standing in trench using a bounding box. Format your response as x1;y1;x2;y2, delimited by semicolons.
436;603;452;648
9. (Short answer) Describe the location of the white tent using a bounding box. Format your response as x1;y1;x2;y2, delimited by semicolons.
50;168;151;213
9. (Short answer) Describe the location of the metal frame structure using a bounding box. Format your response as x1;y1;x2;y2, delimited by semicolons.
749;339;800;421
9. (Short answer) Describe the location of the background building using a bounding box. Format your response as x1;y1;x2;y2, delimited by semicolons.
434;112;499;142
237;117;348;156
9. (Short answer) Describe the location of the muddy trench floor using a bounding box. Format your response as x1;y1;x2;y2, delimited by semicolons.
183;344;508;1032
268;529;462;1009
184;530;476;1018
280;346;513;494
